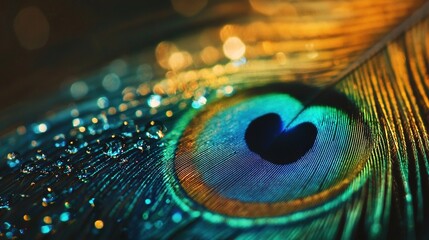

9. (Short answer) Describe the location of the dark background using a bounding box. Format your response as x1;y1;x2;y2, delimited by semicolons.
0;0;250;113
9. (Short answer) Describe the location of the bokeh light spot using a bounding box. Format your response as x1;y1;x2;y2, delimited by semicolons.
223;37;246;60
94;220;104;229
14;6;50;50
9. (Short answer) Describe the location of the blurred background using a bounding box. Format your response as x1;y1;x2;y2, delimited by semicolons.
0;0;426;113
0;0;249;112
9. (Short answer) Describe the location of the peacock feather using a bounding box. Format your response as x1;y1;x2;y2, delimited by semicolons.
0;0;429;239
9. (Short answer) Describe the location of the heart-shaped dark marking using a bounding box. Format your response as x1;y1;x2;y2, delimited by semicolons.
245;113;317;165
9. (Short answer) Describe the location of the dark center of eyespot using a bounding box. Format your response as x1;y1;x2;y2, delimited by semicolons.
244;113;318;165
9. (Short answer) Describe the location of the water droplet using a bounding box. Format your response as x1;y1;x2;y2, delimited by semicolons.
53;134;66;148
77;168;93;183
65;139;87;154
23;214;31;221
43;216;52;224
65;143;78;155
59;212;71;222
38;165;54;175
7;152;17;160
72;118;83;127
97;97;110;109
147;94;162;108
171;212;183;223
191;96;207;109
40;225;52;234
87;114;109;135
119;158;128;164
55;159;65;168
42;192;57;205
3;222;12;230
135;110;143;117
6;152;21;168
0;196;10;209
217;85;234;97
34;150;46;161
63;165;73;174
89;198;96;207
120;120;136;138
20;162;38;174
94;219;104;229
145;121;167;140
154;220;163;229
103;135;126;158
32;123;48;134
144;222;152;230
134;139;150;152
